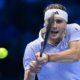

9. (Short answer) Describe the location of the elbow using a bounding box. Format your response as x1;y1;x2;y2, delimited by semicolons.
77;52;80;60
73;48;80;60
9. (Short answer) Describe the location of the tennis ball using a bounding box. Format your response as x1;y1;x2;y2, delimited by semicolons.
0;48;8;59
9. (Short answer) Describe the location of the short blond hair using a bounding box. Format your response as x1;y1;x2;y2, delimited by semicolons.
44;3;67;12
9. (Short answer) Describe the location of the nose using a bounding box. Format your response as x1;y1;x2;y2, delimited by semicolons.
52;21;57;29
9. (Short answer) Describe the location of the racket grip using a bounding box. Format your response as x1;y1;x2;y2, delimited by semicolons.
40;48;44;57
40;52;42;57
40;49;43;57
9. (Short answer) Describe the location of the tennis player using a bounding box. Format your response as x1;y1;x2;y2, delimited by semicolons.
23;3;80;80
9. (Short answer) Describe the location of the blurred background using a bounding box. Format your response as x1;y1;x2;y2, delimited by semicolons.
0;0;80;80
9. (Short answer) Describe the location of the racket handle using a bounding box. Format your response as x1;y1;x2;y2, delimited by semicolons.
40;52;42;57
40;50;43;57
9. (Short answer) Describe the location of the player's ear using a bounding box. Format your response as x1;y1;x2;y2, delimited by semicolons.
44;20;48;27
41;28;46;33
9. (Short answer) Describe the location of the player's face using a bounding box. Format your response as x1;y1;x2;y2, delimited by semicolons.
44;17;67;40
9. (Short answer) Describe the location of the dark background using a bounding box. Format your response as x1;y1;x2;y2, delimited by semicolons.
0;0;80;80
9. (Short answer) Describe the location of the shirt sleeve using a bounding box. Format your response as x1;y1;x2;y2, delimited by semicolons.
23;44;35;70
68;23;80;42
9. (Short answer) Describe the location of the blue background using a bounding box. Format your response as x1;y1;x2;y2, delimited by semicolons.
0;0;80;80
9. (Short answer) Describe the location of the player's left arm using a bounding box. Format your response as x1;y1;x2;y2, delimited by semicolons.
47;40;80;62
36;40;80;63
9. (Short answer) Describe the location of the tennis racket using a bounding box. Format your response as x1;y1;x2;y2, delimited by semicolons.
36;13;54;80
40;14;54;57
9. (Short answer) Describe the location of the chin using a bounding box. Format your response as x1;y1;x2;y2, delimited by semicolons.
50;34;60;40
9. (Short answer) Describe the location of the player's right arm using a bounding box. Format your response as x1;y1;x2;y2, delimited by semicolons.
24;69;30;80
24;60;41;80
24;69;36;80
23;43;36;80
23;43;41;80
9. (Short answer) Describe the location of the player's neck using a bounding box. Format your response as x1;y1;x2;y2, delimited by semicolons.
48;38;61;46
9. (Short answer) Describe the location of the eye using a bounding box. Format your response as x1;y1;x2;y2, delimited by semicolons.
56;19;64;23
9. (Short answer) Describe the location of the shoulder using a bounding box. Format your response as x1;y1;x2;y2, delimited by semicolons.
66;23;80;41
26;38;41;50
66;23;80;33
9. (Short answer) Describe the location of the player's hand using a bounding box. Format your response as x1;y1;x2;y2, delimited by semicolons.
29;60;42;73
35;52;49;64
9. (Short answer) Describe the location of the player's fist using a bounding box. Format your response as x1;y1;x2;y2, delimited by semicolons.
35;52;49;64
29;60;42;73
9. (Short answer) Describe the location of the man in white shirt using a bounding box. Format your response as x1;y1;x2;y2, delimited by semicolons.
23;3;80;80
